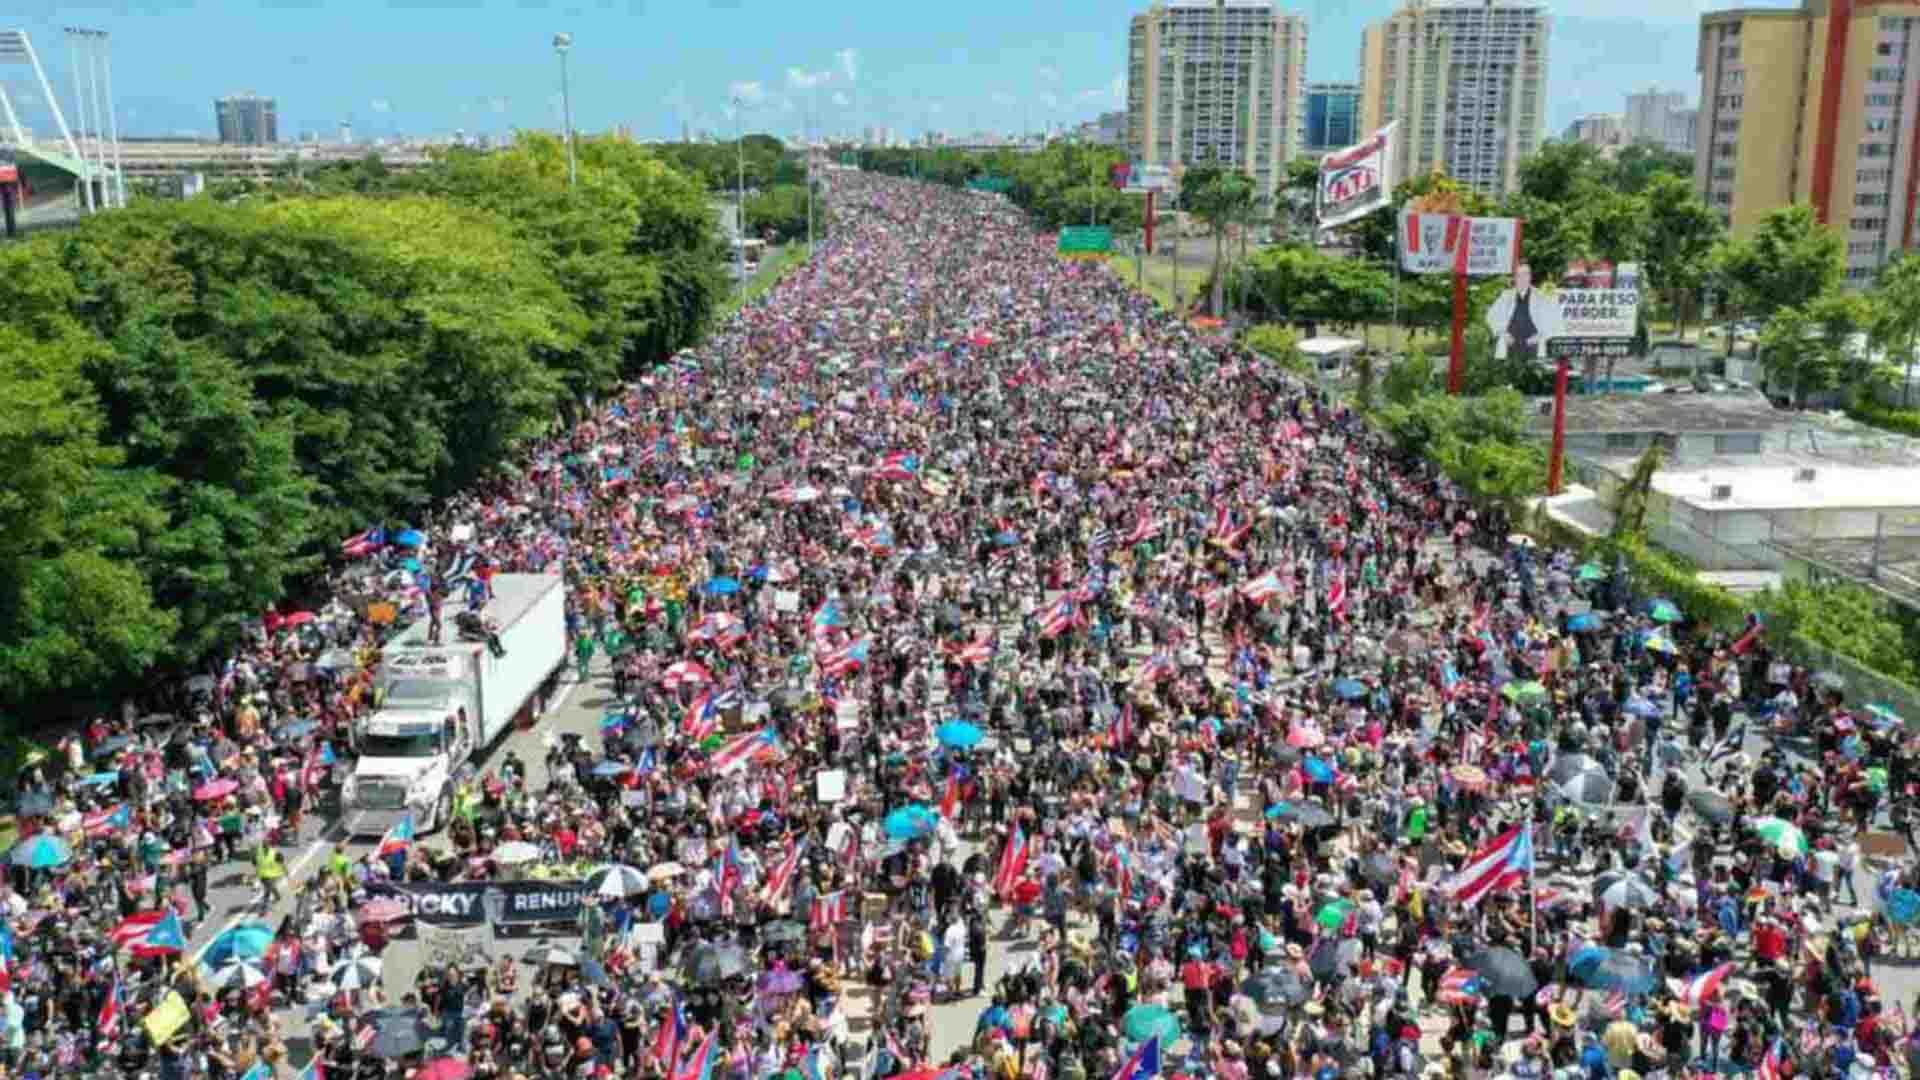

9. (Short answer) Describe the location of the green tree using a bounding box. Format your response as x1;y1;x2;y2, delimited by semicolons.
1870;252;1920;408
0;249;177;708
1604;142;1696;196
1714;205;1845;319
1756;304;1838;408
1640;175;1723;340
1245;324;1312;376
1518;141;1607;204
745;183;813;243
1501;194;1587;284
1189;171;1258;317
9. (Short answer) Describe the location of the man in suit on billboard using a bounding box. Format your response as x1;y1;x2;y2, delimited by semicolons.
1486;262;1566;363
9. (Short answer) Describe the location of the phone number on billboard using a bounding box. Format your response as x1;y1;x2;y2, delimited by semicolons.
1550;338;1634;358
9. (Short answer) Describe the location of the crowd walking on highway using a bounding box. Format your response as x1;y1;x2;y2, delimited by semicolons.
4;173;1920;1080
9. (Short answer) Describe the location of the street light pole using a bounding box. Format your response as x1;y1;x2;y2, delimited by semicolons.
63;29;93;212
96;30;126;209
553;32;577;188
732;96;746;283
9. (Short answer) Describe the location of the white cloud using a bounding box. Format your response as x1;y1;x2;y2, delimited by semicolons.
728;80;765;106
370;98;392;114
1038;65;1061;84
1109;75;1125;103
836;47;859;84
990;91;1017;108
787;67;830;91
831;91;851;107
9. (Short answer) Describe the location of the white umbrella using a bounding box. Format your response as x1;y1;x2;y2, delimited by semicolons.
647;861;687;883
493;841;542;866
207;959;269;990
588;864;652;899
329;955;384;992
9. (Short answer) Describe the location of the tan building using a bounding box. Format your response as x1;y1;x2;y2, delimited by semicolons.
1563;113;1625;150
1357;0;1552;200
1696;0;1920;285
1126;0;1310;205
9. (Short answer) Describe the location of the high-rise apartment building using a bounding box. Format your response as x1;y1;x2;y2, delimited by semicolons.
1357;0;1551;200
1696;0;1920;284
1624;87;1688;145
1563;113;1625;149
1304;81;1362;154
215;93;277;145
1126;0;1310;205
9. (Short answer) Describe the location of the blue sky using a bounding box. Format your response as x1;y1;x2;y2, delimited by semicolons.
1;0;1783;143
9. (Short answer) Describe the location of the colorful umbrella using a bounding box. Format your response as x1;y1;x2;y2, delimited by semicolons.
935;721;984;749
1314;898;1356;930
201;923;275;967
1122;1003;1182;1043
1751;816;1807;856
9;834;70;869
1576;563;1608;582
1502;680;1548;703
193;778;240;801
1647;599;1683;623
883;804;941;841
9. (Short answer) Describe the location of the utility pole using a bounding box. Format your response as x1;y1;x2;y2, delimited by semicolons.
64;30;94;212
553;33;577;188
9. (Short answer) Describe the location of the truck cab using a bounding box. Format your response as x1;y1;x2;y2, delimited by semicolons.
343;652;476;836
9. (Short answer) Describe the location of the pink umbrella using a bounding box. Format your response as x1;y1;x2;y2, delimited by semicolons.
1286;727;1324;749
414;1059;473;1080
192;778;240;801
281;611;317;627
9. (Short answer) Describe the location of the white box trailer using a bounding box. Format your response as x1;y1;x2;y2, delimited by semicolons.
343;573;567;834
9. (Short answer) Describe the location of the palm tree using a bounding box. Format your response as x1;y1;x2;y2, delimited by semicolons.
1193;170;1255;317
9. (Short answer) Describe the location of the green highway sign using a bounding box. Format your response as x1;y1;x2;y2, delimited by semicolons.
1057;226;1115;257
968;176;1013;194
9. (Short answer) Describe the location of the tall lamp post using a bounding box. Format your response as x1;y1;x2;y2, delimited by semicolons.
553;32;577;187
731;96;747;284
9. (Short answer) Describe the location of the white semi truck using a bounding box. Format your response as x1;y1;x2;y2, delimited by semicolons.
342;572;567;835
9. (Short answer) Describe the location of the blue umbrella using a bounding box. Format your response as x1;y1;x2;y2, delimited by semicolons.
279;719;320;739
79;771;121;787
1330;678;1367;701
1886;888;1920;926
400;558;423;573
994;531;1021;546
1568;947;1658;993
591;761;632;778
1302;756;1337;784
1566;612;1604;632
201;923;276;968
9;834;71;869
1264;801;1294;819
883;805;941;841
705;577;742;595
935;721;984;750
392;529;427;549
1622;697;1662;719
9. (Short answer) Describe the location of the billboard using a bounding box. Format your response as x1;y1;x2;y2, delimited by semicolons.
1316;122;1396;228
1484;264;1642;362
1112;161;1176;195
1398;212;1521;277
1057;226;1115;257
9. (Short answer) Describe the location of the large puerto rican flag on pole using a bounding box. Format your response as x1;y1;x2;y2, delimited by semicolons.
993;823;1031;899
1445;823;1534;907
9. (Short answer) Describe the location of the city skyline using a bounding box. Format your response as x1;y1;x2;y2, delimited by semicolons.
0;0;1795;146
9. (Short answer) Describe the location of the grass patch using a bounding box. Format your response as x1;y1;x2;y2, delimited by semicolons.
720;243;811;319
1107;253;1202;313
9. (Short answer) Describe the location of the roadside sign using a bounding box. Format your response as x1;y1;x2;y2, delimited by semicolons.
1398;212;1521;276
968;176;1013;194
1057;226;1114;257
1112;161;1176;194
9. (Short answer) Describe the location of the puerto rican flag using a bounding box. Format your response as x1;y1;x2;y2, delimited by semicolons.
819;638;872;678
663;660;713;689
684;688;720;741
672;1028;718;1080
1038;596;1079;639
654;997;689;1073
378;813;416;857
1437;968;1484;1006
760;839;806;909
875;451;921;482
943;635;994;667
993;823;1031;899
1327;566;1349;621
709;727;779;776
1111;1034;1162;1080
341;527;386;558
83;803;131;835
810;890;848;933
809;599;846;639
1676;962;1734;1005
1444;823;1533;907
98;977;124;1038
1240;571;1285;604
